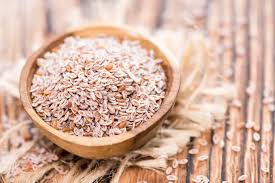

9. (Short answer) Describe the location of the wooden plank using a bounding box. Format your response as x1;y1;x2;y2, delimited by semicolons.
206;0;228;182
259;0;274;182
223;0;249;182
243;0;264;182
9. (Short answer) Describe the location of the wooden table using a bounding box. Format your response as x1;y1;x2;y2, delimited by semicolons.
0;0;274;182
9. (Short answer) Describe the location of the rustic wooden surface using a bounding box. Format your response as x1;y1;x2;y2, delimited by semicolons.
0;0;274;182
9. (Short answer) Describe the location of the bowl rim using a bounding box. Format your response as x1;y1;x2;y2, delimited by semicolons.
19;24;181;147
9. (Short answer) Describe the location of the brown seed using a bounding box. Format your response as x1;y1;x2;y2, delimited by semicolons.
63;127;71;132
116;99;125;103
71;122;76;129
118;85;126;92
118;121;127;128
115;93;123;99
22;162;33;172
93;111;101;122
51;120;58;129
71;106;79;114
67;101;72;108
105;63;113;71
43;89;51;95
65;65;72;72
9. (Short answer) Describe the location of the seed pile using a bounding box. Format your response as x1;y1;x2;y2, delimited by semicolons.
30;36;166;137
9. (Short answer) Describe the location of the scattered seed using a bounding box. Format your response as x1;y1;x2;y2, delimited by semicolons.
232;145;241;152
166;167;173;175
198;155;209;161
238;174;248;181
245;121;255;129
172;159;179;169
198;138;208;146
212;134;220;144
178;159;188;165
253;132;261;142
166;175;178;181
189;148;199;155
193;175;209;183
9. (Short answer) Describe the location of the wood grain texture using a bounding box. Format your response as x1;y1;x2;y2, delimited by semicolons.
244;0;264;182
0;0;274;182
260;0;274;181
207;1;225;182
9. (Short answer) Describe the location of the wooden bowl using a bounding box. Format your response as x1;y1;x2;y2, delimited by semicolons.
20;25;180;159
